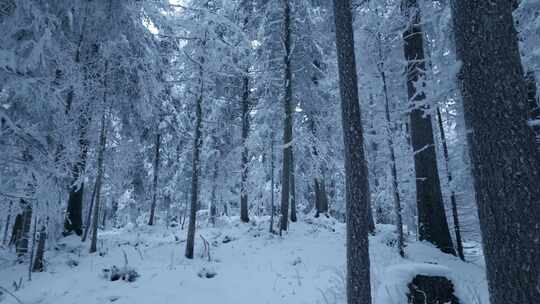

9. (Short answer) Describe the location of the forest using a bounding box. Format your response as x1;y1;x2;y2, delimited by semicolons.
0;0;539;303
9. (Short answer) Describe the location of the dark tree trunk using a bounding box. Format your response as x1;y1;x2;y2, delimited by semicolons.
269;131;276;234
16;200;32;259
63;12;90;237
450;1;540;303
280;0;293;233
148;132;161;226
240;73;250;223
333;0;372;303
525;71;540;147
2;201;12;245
32;224;47;272
186;50;205;258
9;214;23;247
436;108;465;261
290;153;297;222
81;179;98;242
90;104;108;253
402;0;455;255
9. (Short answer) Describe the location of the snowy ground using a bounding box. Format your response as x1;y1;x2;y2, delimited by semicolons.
0;216;489;304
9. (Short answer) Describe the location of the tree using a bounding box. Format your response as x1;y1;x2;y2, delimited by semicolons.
401;0;454;255
280;0;294;233
450;0;540;303
333;0;372;303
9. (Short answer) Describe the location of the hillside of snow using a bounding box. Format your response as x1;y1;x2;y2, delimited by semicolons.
0;217;489;304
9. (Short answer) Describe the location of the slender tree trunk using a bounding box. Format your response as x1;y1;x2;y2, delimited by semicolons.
28;216;37;280
32;223;46;272
81;179;98;242
90;114;108;253
290;153;297;222
269;131;275;234
148;132;161;226
333;1;372;303
525;71;540;147
186;49;205;258
240;73;250;223
2;201;12;245
380;57;405;257
90;61;109;254
402;0;455;255
436;108;465;260
280;0;293;233
9;213;23;247
450;1;540;302
16;200;32;259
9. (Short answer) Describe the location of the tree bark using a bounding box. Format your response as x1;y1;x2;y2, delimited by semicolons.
240;73;250;223
185;46;205;258
90;60;109;254
333;0;372;303
290;152;297;222
16;200;32;259
90;108;108;254
32;223;46;272
436;108;465;261
148;132;161;226
450;1;540;302
2;201;12;245
280;0;293;233
402;0;455;255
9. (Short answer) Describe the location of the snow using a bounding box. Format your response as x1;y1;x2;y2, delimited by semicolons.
0;217;488;304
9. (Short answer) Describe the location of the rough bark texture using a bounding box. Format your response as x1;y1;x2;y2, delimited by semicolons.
148;132;161;226
280;0;293;233
240;73;250;223
333;0;372;303
526;71;540;147
450;1;540;303
402;0;455;255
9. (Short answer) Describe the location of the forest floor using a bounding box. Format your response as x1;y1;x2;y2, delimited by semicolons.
0;216;489;304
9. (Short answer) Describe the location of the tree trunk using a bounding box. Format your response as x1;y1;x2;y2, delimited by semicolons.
2;201;12;245
280;0;293;233
382;66;405;256
402;0;455;255
240;73;250;223
16;200;32;259
9;213;23;247
269;131;276;234
32;223;46;272
90;109;108;254
436;108;465;260
148;132;161;226
90;60;109;254
525;71;540;147
333;1;372;303
290;152;297;222
185;51;205;258
450;1;540;303
81;179;98;242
